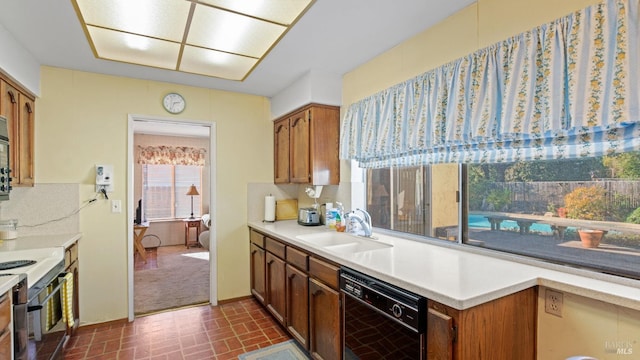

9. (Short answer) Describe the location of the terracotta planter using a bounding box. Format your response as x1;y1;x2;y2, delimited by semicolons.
578;229;604;248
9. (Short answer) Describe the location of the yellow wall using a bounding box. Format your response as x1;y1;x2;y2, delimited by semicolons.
37;66;272;324
343;0;600;106
341;0;629;357
537;286;640;359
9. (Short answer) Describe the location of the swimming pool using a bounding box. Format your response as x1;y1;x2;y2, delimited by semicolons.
468;214;565;234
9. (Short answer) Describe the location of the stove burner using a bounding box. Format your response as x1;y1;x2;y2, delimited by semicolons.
0;260;36;270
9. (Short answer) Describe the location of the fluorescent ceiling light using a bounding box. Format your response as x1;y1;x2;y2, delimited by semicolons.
72;0;314;81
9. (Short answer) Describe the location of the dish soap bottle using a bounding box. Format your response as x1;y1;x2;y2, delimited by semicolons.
335;202;346;232
325;202;336;229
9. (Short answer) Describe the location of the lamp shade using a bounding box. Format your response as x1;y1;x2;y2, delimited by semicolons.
186;184;199;196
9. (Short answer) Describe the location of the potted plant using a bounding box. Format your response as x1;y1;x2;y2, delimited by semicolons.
564;186;607;248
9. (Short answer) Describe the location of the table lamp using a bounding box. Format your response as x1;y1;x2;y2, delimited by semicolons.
186;184;199;219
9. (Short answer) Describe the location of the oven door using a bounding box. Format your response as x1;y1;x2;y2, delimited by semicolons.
28;273;69;360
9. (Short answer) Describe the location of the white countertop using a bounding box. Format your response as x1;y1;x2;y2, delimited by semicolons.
0;233;82;252
0;233;82;295
248;220;640;311
0;274;20;295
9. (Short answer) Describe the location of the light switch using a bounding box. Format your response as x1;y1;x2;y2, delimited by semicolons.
111;200;122;213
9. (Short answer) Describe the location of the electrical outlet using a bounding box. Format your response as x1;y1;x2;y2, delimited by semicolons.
545;289;563;317
111;200;122;213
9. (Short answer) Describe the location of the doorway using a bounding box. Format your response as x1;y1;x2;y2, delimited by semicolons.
127;115;217;320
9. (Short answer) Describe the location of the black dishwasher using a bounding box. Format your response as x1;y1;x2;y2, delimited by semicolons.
340;267;427;360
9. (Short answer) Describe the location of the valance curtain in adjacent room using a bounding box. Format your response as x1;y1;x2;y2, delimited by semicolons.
340;0;640;168
137;145;207;166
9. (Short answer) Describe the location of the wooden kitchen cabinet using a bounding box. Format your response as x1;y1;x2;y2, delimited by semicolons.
0;290;11;359
426;287;537;360
64;241;80;335
309;277;341;360
249;228;342;359
308;256;341;360
273;117;290;183
0;77;36;187
273;103;340;185
250;231;266;305
286;247;309;350
265;250;286;325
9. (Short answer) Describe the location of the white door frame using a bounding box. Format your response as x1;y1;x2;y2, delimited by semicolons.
127;114;218;321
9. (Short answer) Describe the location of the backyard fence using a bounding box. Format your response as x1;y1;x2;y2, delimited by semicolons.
492;180;640;218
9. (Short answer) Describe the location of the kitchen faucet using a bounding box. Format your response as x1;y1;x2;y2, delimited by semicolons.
345;209;373;237
355;208;372;229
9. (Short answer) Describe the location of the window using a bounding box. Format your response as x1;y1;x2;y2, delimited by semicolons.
143;164;202;220
367;167;429;236
366;163;459;239
365;154;640;280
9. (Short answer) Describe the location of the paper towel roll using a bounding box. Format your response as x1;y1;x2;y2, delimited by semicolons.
264;195;276;222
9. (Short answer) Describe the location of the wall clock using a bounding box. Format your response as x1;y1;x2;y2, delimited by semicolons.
162;93;186;114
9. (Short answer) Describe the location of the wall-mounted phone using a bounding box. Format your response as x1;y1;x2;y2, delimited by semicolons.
96;164;114;192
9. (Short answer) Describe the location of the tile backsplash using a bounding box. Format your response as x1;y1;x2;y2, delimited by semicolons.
0;183;80;237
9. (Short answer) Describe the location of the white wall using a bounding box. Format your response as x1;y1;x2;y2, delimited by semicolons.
0;23;40;96
270;70;341;119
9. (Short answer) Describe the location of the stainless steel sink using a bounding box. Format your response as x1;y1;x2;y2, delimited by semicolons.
295;232;392;254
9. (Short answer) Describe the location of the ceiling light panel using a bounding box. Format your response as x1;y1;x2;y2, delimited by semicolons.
188;5;286;58
72;0;316;81
88;27;180;70
196;0;314;25
74;0;191;42
181;46;258;80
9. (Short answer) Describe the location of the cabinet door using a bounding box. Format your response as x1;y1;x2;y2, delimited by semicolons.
309;278;341;360
308;106;340;185
289;110;310;183
250;243;266;304
427;308;454;360
0;326;10;360
265;252;286;325
273;118;290;184
0;81;18;120
286;264;309;350
16;94;34;186
0;81;18;182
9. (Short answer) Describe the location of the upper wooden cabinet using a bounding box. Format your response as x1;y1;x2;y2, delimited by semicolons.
274;104;340;185
0;77;35;187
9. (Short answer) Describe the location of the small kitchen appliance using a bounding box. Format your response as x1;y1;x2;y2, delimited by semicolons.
297;207;320;226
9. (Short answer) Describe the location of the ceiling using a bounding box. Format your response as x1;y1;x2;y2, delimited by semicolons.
0;0;475;99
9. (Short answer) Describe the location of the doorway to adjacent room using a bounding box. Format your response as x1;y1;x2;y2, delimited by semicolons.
127;115;217;320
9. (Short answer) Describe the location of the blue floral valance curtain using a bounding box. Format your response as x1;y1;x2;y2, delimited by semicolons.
340;0;640;168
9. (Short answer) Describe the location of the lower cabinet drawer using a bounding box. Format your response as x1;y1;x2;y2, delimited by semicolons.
250;230;265;248
308;257;339;289
266;237;286;259
286;247;308;271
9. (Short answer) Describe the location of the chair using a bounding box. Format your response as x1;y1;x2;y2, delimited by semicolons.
198;214;211;249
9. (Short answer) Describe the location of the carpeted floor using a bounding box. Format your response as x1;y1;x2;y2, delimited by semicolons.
134;245;210;314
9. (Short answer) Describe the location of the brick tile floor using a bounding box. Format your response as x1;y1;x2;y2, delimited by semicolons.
63;298;291;359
